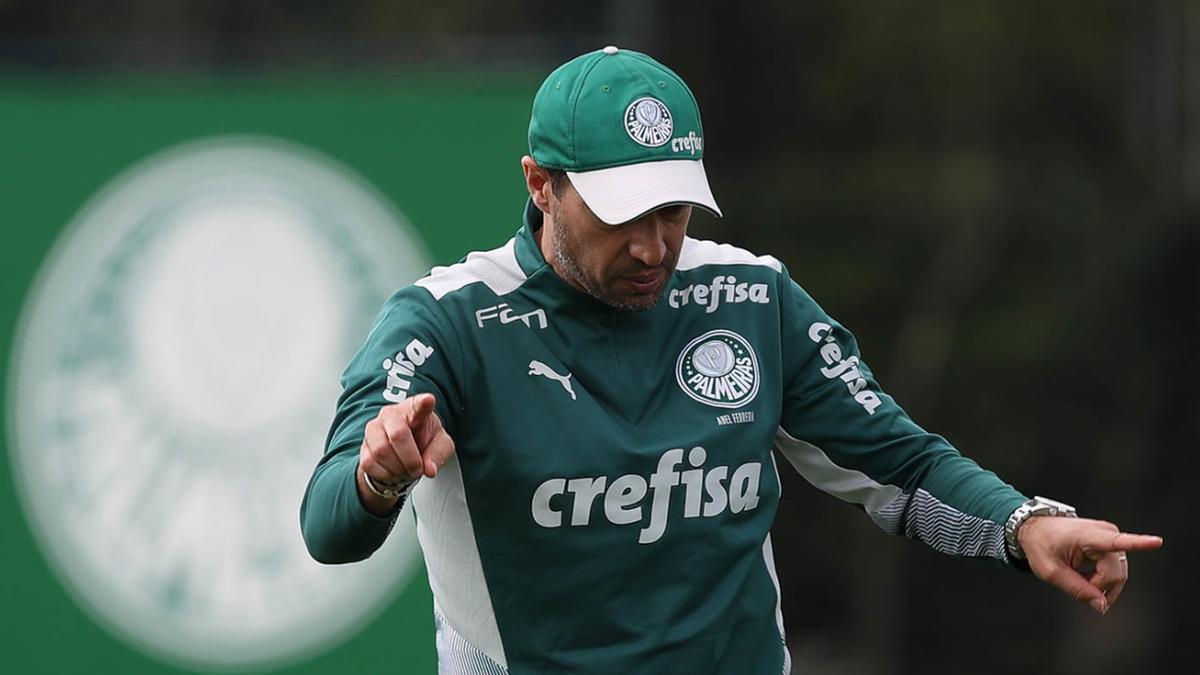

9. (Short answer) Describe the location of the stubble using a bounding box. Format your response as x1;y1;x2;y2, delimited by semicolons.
550;203;671;312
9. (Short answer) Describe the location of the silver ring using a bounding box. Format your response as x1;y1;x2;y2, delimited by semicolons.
1117;553;1128;562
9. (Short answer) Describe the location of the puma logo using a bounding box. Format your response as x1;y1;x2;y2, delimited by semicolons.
528;360;576;401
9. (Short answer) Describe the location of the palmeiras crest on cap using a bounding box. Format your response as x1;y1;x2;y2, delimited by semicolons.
528;47;722;224
624;97;674;147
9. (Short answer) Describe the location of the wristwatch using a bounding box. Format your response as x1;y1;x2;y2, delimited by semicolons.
1004;495;1078;560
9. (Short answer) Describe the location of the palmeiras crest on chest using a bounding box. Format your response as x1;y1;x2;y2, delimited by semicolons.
676;329;760;408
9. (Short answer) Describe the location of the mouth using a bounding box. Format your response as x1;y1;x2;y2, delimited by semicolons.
619;270;666;294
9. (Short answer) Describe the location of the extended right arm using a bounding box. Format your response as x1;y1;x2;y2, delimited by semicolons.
300;287;462;564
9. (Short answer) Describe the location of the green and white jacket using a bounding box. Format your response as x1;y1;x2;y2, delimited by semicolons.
301;199;1029;675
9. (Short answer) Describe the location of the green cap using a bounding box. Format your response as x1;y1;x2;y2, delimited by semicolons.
528;45;721;225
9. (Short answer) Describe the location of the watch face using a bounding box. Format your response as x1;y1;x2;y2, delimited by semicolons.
7;138;430;669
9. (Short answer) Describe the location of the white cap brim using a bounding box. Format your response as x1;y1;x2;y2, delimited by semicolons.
566;159;722;226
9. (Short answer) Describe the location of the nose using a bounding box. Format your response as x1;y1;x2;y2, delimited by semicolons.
626;216;668;268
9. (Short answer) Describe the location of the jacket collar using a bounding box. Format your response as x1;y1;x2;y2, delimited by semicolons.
514;197;548;278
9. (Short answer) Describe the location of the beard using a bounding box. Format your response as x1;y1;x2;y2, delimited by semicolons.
550;202;674;312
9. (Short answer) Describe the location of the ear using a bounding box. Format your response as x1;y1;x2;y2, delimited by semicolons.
521;155;553;214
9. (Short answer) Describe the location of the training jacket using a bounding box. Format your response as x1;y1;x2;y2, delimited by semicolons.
300;198;1029;675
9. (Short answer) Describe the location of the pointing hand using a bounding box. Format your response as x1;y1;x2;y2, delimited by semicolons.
356;393;456;514
1018;516;1163;614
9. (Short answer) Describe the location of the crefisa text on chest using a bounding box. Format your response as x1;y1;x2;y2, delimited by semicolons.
530;446;764;545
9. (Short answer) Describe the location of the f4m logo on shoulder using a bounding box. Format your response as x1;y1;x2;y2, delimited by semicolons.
476;303;548;330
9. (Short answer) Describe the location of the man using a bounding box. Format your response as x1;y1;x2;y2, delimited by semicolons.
300;46;1162;674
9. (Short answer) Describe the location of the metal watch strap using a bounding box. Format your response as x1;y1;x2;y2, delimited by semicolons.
362;469;414;501
1004;495;1078;560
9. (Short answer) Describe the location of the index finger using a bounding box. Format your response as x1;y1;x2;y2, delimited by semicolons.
1088;531;1164;553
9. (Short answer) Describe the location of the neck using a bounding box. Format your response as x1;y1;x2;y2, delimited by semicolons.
532;218;549;260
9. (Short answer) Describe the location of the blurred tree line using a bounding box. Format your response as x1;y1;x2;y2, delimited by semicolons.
2;1;1193;673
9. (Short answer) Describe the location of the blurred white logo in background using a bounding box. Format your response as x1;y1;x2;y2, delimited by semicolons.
7;137;430;669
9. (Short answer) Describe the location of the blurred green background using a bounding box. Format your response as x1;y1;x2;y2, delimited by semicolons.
0;76;538;673
1;1;1193;674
